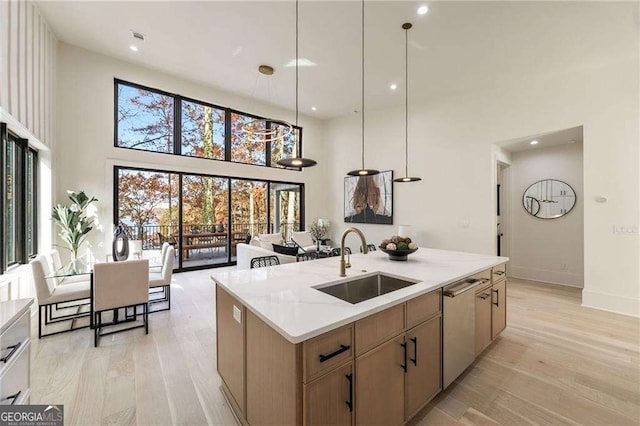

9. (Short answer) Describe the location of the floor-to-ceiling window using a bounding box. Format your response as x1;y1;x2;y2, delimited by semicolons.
1;123;39;272
115;166;304;271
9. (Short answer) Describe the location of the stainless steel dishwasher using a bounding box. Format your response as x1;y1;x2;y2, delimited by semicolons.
442;277;490;388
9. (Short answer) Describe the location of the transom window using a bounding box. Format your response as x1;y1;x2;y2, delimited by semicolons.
115;80;301;169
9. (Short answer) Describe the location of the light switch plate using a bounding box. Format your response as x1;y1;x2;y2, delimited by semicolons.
233;305;242;324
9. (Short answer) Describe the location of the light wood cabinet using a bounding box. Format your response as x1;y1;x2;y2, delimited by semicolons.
216;286;245;413
355;304;404;356
304;362;353;425
492;279;507;339
406;289;441;329
474;284;493;355
303;324;353;382
405;315;441;419
355;335;406;426
492;263;507;283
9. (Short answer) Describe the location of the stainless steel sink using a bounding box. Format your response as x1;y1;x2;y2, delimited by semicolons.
314;273;420;304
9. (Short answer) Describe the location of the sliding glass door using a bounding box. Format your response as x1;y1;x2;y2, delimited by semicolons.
181;175;229;268
115;166;304;270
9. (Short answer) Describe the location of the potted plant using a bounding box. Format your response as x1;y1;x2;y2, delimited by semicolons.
51;190;98;261
309;219;330;251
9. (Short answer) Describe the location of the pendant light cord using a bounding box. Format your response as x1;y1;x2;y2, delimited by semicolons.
295;0;299;127
361;0;365;170
405;25;409;177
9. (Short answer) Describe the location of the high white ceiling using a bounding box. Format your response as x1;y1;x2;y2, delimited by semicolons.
37;1;638;119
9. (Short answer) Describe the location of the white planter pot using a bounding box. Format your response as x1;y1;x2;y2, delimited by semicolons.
128;240;143;260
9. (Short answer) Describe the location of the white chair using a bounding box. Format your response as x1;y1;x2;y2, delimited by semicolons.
149;242;170;272
291;231;317;252
48;249;89;285
30;255;91;338
149;245;174;312
93;259;149;347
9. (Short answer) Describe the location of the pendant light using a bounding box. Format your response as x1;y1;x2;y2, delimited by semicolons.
394;23;421;183
277;0;317;168
241;65;294;143
347;0;379;177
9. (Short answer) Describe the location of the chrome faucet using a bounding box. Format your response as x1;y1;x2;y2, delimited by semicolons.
340;227;368;277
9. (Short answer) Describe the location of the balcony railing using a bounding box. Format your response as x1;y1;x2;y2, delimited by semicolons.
123;222;301;250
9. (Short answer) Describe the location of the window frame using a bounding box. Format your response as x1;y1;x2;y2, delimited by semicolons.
113;165;305;272
114;79;303;170
1;123;38;273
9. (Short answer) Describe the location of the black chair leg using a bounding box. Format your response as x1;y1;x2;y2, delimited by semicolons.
167;285;171;310
94;312;100;347
144;303;149;334
38;305;43;339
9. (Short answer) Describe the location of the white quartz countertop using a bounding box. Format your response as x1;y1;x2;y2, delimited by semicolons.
0;298;33;334
211;248;508;344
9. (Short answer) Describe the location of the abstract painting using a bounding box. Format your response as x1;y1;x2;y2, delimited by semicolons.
344;171;393;224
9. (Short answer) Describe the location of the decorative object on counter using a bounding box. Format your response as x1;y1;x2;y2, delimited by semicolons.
397;225;413;239
347;0;379;177
309;219;330;250
522;179;576;219
51;190;98;261
393;23;422;183
380;235;418;261
344;171;393;224
112;224;130;261
276;0;318;169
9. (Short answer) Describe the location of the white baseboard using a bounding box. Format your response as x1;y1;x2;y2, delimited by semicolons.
582;290;640;318
509;265;583;288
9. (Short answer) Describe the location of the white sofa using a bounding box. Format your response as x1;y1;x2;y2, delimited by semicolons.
236;243;297;270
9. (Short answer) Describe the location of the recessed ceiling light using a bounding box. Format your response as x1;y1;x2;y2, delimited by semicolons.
417;5;429;15
530;140;539;145
390;83;397;90
311;106;317;111
129;45;138;52
285;58;317;67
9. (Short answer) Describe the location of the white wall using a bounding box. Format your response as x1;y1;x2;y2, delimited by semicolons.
55;43;328;262
324;32;639;316
509;143;584;287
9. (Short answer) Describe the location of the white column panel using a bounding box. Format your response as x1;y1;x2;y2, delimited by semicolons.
9;1;19;116
17;0;26;124
25;3;33;131
0;1;10;110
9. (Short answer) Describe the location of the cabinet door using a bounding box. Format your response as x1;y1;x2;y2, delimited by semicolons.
216;285;245;413
475;286;493;355
304;362;353;425
492;279;507;339
355;336;405;425
405;315;441;420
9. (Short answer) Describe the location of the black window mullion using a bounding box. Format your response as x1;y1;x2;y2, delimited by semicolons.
0;123;6;272
29;148;38;258
227;177;232;263
174;97;182;155
16;138;27;264
265;121;272;168
178;173;184;271
224;108;232;162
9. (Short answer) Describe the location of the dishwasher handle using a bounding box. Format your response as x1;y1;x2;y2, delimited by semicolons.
444;278;490;297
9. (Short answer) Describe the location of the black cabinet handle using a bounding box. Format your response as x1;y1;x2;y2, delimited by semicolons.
345;373;353;412
1;342;21;364
3;390;21;405
493;288;500;307
479;293;491;300
400;342;407;372
494;270;505;276
319;344;350;363
410;337;418;366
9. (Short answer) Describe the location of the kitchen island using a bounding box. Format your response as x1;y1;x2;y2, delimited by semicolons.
212;247;508;425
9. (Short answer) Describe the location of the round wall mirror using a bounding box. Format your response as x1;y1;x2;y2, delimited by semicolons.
522;179;576;219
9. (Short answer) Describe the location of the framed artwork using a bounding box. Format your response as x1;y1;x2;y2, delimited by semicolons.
344;170;393;224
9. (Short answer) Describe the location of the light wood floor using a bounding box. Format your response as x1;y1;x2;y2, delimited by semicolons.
30;272;639;425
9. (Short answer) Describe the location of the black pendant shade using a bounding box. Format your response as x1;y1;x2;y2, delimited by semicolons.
394;22;421;184
277;157;317;168
347;168;380;177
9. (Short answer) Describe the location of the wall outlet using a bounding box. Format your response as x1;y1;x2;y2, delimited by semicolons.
613;225;639;235
233;305;242;324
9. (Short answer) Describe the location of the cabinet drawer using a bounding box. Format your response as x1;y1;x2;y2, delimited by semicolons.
0;310;30;377
303;324;353;383
0;342;29;405
492;263;507;283
355;304;405;356
406;289;441;329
